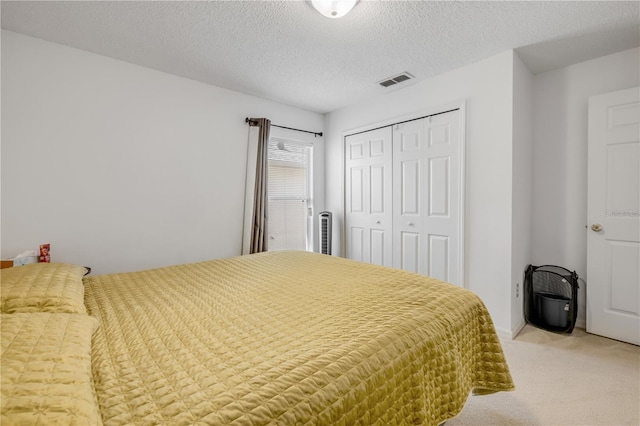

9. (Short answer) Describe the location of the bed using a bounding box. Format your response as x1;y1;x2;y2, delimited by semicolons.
1;250;514;425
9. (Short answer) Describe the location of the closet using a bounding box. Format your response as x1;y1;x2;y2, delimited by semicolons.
344;109;463;285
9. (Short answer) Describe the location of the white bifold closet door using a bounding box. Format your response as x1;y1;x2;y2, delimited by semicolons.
344;127;393;267
345;109;462;285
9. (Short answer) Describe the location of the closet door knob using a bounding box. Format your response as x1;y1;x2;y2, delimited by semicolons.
408;222;415;227
591;224;603;232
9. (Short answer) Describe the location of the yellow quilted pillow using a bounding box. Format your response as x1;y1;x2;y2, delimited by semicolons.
0;263;88;314
1;312;102;425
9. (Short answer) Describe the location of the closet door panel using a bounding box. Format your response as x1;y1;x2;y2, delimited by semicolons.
350;227;365;262
393;120;427;273
345;127;393;267
393;110;462;284
429;156;449;217
401;231;420;273
370;164;386;214
349;167;364;213
370;229;386;266
428;122;451;148
400;160;420;215
423;111;461;284
428;234;449;282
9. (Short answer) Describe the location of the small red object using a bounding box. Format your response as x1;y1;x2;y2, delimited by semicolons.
39;244;50;263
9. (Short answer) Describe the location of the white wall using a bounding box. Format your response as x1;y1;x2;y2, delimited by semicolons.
532;47;640;328
325;51;516;334
1;30;325;275
511;53;534;333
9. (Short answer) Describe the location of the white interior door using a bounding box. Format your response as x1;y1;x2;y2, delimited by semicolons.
587;87;640;345
393;110;462;285
344;127;393;266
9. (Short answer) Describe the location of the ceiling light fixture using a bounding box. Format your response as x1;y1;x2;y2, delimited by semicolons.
311;0;358;18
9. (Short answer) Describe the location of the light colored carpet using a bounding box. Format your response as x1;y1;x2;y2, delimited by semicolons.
448;325;640;425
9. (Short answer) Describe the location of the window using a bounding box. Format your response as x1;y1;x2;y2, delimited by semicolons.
268;139;313;251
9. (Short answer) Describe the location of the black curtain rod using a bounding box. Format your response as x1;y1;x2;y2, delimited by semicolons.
245;117;323;137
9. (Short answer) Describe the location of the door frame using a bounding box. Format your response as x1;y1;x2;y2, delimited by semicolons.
341;100;467;287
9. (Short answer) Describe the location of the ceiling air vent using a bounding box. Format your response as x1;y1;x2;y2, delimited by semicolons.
378;72;414;88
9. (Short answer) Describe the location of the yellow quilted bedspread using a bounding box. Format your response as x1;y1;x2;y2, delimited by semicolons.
84;251;513;425
1;312;101;425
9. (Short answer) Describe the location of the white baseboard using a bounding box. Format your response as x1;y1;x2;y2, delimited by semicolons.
495;319;526;340
499;319;586;340
511;319;526;338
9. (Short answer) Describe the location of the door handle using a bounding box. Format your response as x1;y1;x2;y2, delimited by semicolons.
591;224;603;232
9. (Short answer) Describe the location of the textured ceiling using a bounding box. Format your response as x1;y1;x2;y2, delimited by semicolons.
2;1;639;113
